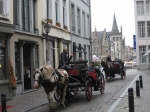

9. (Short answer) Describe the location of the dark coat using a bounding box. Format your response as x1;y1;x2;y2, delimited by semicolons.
59;51;72;68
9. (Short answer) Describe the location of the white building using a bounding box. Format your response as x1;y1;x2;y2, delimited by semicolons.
0;0;92;97
134;0;150;69
70;0;91;62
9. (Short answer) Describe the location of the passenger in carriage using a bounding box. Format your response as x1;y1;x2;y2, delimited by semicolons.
89;62;100;78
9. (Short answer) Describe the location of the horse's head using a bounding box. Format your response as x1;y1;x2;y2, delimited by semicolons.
33;68;43;89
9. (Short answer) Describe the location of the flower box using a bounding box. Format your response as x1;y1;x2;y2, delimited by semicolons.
63;25;68;30
56;22;61;27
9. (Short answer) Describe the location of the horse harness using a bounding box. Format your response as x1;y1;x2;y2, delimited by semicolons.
39;69;68;94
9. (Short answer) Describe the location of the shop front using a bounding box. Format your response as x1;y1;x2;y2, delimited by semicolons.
0;22;14;98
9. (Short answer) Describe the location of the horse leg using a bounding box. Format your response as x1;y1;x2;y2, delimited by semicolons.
47;92;55;111
60;84;68;107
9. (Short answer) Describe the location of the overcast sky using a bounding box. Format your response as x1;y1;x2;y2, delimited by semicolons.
91;0;135;47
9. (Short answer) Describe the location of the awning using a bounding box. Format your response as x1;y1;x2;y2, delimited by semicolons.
79;44;87;54
143;50;150;56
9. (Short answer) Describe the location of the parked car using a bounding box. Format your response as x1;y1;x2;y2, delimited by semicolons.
124;62;137;69
124;62;133;68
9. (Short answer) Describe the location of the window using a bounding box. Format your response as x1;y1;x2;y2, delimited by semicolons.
0;40;6;80
147;21;150;37
139;46;146;63
84;44;86;60
33;0;38;34
55;0;59;22
0;0;3;15
87;15;89;38
21;0;30;32
82;11;86;37
71;4;75;32
79;44;82;58
63;0;66;25
146;1;150;14
113;37;115;41
13;0;20;28
77;8;81;35
15;42;21;80
47;0;52;19
137;1;144;14
138;21;145;38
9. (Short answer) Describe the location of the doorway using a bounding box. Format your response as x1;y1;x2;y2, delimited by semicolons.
23;44;31;90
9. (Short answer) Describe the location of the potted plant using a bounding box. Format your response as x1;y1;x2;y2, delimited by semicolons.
56;21;61;27
63;25;68;30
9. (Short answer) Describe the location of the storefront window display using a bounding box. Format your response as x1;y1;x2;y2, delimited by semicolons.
0;40;6;80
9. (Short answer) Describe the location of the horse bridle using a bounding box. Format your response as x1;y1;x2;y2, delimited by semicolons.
34;67;58;83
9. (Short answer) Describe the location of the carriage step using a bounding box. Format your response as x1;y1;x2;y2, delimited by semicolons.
68;82;81;86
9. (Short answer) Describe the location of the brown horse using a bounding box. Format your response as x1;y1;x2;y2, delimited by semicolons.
33;65;69;111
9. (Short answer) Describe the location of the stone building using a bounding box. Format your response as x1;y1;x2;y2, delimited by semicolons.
92;14;126;61
0;0;92;97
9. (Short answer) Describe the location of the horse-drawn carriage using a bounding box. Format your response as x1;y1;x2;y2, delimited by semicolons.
63;60;105;101
101;60;126;81
33;60;105;110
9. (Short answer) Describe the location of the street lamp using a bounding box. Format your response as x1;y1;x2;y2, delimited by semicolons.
44;18;51;39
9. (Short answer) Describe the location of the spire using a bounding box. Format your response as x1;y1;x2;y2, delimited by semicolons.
111;14;119;33
95;26;98;37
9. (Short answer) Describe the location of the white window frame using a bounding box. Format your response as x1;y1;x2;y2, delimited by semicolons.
139;46;146;63
138;21;145;38
146;1;150;15
137;1;144;15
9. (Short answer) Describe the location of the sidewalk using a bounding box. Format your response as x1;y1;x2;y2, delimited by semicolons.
3;88;48;112
113;69;150;112
1;69;150;112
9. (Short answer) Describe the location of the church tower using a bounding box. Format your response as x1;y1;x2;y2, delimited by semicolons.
110;14;123;60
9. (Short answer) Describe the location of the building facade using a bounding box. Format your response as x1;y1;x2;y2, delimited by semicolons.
134;0;150;69
92;14;125;61
70;0;91;62
0;0;15;98
0;0;92;97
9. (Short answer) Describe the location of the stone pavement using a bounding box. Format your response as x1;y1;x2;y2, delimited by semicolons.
3;88;49;112
1;69;150;112
112;69;150;112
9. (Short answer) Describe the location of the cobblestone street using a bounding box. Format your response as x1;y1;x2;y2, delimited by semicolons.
4;69;146;112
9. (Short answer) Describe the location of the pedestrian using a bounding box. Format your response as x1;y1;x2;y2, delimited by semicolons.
58;49;73;69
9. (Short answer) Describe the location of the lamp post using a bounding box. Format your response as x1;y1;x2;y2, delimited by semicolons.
43;18;51;64
44;18;51;39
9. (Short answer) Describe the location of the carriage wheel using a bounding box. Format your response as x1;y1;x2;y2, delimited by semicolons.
100;75;105;94
85;79;92;101
54;92;61;102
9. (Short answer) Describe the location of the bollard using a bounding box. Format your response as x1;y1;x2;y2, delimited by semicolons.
139;75;143;88
128;88;134;112
1;93;7;112
136;80;140;97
